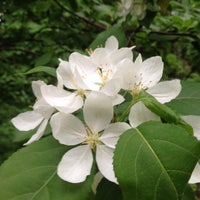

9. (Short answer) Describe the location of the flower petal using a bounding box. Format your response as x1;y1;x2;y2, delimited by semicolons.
57;145;93;183
189;163;200;184
105;35;118;50
84;92;113;132
11;111;43;131
33;98;54;119
100;122;130;148
96;145;117;183
41;85;83;114
147;79;181;103
24;119;48;145
129;102;160;128
32;80;46;99
101;78;122;96
182;115;200;140
140;56;163;88
110;94;125;106
50;112;86;145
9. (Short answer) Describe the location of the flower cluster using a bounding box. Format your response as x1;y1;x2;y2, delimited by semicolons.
11;36;200;184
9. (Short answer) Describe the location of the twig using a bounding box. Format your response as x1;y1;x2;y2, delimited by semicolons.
53;0;106;30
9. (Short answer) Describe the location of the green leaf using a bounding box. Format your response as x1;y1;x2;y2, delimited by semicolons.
0;136;94;200
182;185;195;200
95;178;122;200
114;121;200;200
89;24;127;49
167;81;200;115
24;66;56;77
138;91;193;134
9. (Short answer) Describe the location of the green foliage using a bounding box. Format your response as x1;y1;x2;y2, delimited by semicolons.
95;178;122;200
0;136;94;200
114;121;200;200
167;81;200;115
0;0;200;198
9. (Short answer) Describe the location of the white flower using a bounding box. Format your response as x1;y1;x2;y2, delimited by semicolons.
40;84;83;114
57;36;134;105
11;80;83;145
50;92;130;183
119;54;182;103
11;81;54;145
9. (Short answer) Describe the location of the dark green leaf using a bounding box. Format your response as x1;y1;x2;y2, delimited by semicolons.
89;24;127;49
24;66;56;77
0;136;94;200
182;185;195;200
95;178;122;200
114;121;200;200
167;81;200;115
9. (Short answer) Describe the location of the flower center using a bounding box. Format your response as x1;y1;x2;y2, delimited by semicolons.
96;66;113;88
84;125;100;150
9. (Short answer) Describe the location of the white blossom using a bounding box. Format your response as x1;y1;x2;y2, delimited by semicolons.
50;92;130;183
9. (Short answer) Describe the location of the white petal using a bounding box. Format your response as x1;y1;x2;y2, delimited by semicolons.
147;79;181;103
57;145;93;183
182;115;200;140
129;102;160;128
84;92;113;132
189;163;200;184
115;59;136;90
11;111;43;131
50;112;86;145
101;78;122;96
57;60;89;90
33;98;54;119
57;60;73;89
41;85;83;114
32;80;46;99
24;119;48;145
100;122;130;148
140;56;163;88
96;145;118;183
105;35;118;50
110;94;125;106
110;47;133;64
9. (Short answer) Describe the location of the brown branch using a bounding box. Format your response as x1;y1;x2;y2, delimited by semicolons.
53;0;106;30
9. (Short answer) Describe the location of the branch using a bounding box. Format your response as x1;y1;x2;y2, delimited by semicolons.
53;0;106;30
149;31;198;39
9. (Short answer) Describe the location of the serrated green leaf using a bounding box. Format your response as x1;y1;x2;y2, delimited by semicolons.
95;178;122;200
0;136;94;200
114;121;200;200
167;81;200;115
89;24;127;49
24;66;56;77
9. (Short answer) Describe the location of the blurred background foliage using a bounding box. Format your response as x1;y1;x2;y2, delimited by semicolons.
0;0;199;165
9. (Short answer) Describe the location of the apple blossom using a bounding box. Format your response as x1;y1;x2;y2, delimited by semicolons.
118;54;182;103
50;92;130;183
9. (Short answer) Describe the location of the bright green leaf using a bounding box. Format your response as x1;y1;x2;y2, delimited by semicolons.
114;121;200;200
24;66;56;77
0;136;94;200
167;81;200;115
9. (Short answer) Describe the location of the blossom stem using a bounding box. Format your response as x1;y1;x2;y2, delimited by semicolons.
118;94;140;122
